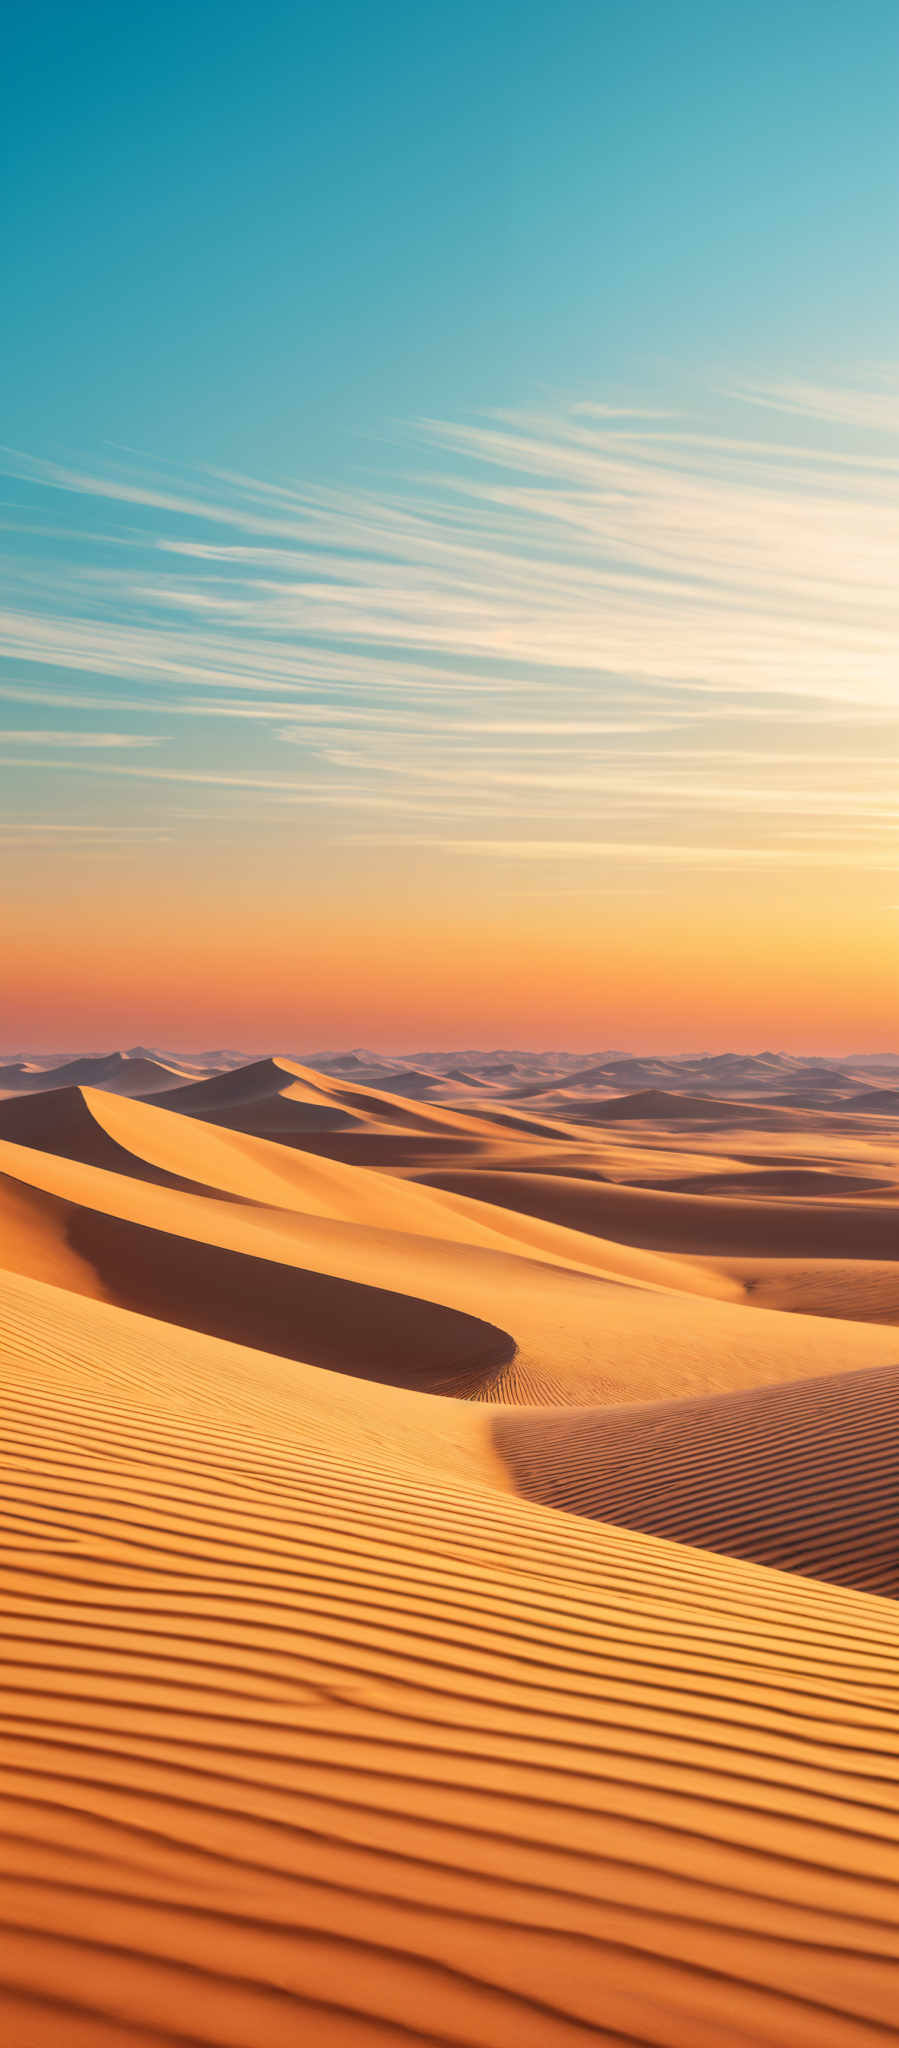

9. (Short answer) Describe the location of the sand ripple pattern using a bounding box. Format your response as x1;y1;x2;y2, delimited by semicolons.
1;1269;899;2044
494;1363;899;1596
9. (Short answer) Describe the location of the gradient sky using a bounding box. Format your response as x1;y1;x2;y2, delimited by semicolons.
2;0;897;1050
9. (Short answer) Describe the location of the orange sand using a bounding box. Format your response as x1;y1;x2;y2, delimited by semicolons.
1;1054;898;2044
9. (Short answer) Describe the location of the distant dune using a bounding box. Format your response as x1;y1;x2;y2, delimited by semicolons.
0;1049;198;1097
560;1087;793;1123
419;1166;899;1260
143;1052;573;1156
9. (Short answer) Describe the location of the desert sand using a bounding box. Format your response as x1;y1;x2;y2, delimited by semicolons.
1;1045;899;2043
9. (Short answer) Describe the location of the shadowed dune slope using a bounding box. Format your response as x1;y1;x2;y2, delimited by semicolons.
494;1360;899;1596
3;1125;899;1405
0;1089;220;1195
655;1169;891;1198
419;1168;899;1261
0;1089;743;1298
3;1264;899;2045
558;1089;784;1123
0;1146;516;1397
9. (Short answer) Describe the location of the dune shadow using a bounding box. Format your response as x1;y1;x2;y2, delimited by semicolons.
65;1204;516;1396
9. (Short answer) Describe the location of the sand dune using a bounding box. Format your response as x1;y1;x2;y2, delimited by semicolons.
654;1167;891;1197
562;1089;788;1124
420;1167;899;1260
709;1257;899;1325
0;1102;897;1406
0;1134;518;1395
147;1053;568;1154
0;1052;195;1098
0;1088;220;1192
496;1360;899;1594
4;1049;899;2043
3;1263;899;2046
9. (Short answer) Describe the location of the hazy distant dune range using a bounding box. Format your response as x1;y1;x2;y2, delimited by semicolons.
0;1094;898;1405
3;1263;899;2047
143;1053;574;1152
495;1360;899;1596
0;1052;200;1098
492;1090;899;1145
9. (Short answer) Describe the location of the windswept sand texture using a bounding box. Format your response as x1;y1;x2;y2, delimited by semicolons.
1;1047;899;2043
494;1361;899;1593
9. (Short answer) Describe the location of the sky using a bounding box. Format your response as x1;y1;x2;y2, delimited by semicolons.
1;0;897;1050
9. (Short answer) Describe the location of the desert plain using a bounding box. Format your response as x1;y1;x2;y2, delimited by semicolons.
1;1040;899;2045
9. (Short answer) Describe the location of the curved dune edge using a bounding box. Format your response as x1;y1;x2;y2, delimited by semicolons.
0;1087;221;1196
2;1130;899;1407
0;1165;516;1398
0;1089;740;1304
2;1265;899;2045
493;1359;899;1595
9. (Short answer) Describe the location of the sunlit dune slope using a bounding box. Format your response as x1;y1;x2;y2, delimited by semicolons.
0;1131;517;1396
0;1103;898;1403
420;1167;899;1260
3;1263;899;2046
495;1359;899;1595
0;1085;737;1288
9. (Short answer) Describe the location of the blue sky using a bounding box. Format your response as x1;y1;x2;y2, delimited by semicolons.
5;0;897;468
1;1;897;1046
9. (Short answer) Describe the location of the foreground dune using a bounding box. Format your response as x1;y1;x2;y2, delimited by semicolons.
3;1264;899;2046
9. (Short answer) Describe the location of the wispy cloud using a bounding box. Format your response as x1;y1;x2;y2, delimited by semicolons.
734;372;899;435
1;376;897;875
351;835;899;870
0;729;158;748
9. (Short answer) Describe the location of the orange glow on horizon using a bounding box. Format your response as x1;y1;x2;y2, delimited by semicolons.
4;848;896;1052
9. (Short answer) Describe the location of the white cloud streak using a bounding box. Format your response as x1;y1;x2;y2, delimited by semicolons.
1;376;897;875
